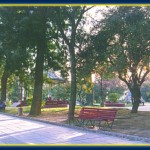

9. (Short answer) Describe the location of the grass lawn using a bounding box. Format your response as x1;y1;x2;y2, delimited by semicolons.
2;105;150;139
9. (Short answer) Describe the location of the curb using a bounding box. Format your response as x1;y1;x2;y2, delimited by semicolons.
1;112;150;143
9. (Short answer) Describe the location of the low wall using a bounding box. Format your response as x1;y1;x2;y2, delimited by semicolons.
104;102;125;107
42;100;69;108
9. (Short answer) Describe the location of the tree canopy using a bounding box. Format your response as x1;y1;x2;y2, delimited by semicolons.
88;6;150;112
0;6;150;116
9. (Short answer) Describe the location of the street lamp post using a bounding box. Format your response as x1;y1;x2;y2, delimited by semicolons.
100;76;104;107
91;74;95;106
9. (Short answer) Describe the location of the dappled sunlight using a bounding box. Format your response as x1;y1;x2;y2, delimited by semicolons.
58;132;85;140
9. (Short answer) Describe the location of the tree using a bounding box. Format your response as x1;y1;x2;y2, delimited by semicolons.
92;7;150;113
77;45;116;107
53;6;93;120
30;8;47;115
17;7;67;116
0;7;67;115
0;7;30;101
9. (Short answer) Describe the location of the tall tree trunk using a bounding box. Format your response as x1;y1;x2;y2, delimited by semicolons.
54;7;88;120
1;70;9;101
29;8;47;116
130;86;141;113
119;74;142;113
131;100;140;113
68;44;76;120
29;40;45;116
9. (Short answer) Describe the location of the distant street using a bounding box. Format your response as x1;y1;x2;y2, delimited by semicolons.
126;102;150;111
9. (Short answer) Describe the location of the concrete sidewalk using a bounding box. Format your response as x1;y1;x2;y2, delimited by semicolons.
0;114;149;145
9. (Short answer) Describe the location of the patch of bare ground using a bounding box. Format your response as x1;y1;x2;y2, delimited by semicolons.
112;110;150;138
24;108;150;138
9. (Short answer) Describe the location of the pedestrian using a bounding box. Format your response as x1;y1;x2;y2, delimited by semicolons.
0;101;6;109
140;97;145;106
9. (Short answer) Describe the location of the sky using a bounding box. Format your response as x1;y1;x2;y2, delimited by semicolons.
83;6;110;33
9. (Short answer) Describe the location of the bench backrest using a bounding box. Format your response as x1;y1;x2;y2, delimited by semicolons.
79;107;117;121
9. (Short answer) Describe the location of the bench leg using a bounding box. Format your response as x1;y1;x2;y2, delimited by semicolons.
103;121;114;130
73;118;85;127
98;120;104;130
89;120;96;128
74;119;95;128
108;121;114;130
84;120;95;128
98;120;114;130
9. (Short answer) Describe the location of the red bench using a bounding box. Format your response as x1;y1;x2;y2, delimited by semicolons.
73;107;118;130
42;100;69;108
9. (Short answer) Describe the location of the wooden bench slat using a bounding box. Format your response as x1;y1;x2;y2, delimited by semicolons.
73;107;117;130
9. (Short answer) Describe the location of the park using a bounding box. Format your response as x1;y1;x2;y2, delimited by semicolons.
0;5;150;145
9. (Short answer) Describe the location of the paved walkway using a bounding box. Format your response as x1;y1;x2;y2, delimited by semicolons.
0;114;149;145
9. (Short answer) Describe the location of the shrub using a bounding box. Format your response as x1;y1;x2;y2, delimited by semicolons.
41;100;46;107
6;100;12;106
50;84;71;100
108;93;120;103
26;97;33;105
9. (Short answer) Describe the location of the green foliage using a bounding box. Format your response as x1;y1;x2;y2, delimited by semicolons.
93;78;126;103
108;93;120;102
7;79;20;102
91;7;150;87
87;7;150;112
26;97;33;106
41;100;46;107
26;97;45;107
141;78;150;101
50;83;71;100
5;100;12;107
0;7;31;74
52;6;92;117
